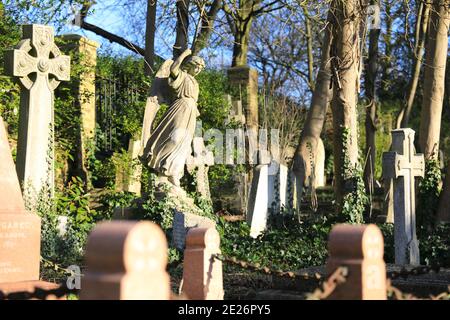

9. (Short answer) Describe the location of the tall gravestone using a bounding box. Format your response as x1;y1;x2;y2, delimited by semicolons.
382;129;424;265
0;117;45;289
4;24;70;208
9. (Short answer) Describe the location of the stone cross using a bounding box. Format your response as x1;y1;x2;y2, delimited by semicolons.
4;24;70;207
186;137;215;202
382;129;424;265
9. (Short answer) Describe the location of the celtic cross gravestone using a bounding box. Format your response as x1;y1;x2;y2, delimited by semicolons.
4;24;70;207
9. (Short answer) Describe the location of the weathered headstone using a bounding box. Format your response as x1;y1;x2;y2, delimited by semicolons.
80;221;171;300
326;224;387;300
0;117;41;285
182;227;224;300
382;129;424;265
172;210;216;250
4;24;70;207
186;137;215;202
268;161;289;214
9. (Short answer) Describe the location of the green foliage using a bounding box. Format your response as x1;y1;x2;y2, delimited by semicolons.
196;70;230;131
419;223;450;267
218;216;332;270
56;176;97;227
99;191;139;219
417;159;442;231
0;3;21;137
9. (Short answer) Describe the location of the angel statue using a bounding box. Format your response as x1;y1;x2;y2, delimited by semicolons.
141;48;206;189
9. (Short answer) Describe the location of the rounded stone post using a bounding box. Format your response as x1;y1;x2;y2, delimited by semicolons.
326;224;386;300
182;227;224;300
80;221;171;300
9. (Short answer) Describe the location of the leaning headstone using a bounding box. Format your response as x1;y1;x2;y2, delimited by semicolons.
80;221;171;300
0;117;58;293
172;210;216;250
247;163;270;238
4;24;70;208
382;129;424;265
326;224;387;300
182;227;224;300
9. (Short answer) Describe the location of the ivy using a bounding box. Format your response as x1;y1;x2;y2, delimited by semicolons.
339;127;368;224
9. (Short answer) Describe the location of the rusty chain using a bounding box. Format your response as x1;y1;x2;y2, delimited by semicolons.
213;254;444;281
212;254;323;281
306;267;349;300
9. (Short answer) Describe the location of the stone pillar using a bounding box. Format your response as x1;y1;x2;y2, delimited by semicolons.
80;221;171;300
58;34;99;189
227;66;259;131
182;227;224;300
326;224;387;300
227;67;259;215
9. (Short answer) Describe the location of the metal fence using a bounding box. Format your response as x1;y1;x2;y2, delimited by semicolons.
95;75;148;153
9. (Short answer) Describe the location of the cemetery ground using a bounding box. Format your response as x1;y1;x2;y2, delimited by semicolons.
36;184;450;300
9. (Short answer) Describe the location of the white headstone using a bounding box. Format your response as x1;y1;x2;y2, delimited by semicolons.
4;24;70;208
382;129;424;265
246;164;269;238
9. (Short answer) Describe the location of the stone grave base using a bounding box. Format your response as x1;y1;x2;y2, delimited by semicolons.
0;281;65;300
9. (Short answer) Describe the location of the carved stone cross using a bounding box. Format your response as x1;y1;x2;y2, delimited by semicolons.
382;129;424;265
186;137;214;202
4;25;70;207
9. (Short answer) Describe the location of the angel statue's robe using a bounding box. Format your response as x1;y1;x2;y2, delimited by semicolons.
143;69;200;181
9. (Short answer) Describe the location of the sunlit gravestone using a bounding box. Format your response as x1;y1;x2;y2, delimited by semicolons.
382;129;424;265
4;24;70;207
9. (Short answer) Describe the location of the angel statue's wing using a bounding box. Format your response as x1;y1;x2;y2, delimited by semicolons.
140;59;174;153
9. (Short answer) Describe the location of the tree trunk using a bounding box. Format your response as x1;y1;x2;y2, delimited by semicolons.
437;160;450;221
232;19;253;67
292;10;333;206
396;1;430;128
364;0;380;204
173;0;190;59
330;0;363;210
192;0;222;55
231;0;254;67
144;0;157;76
381;0;393;95
303;6;315;92
419;0;449;160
